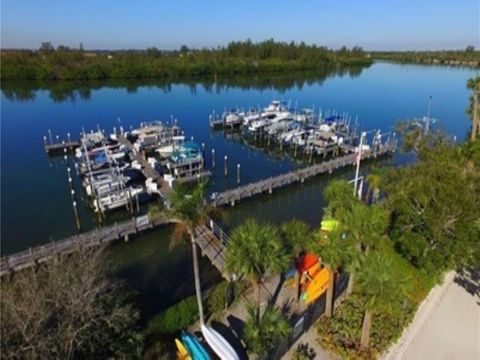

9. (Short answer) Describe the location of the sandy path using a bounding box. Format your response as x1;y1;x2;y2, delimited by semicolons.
384;271;480;360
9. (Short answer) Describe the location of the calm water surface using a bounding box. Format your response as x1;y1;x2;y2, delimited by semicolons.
1;62;475;317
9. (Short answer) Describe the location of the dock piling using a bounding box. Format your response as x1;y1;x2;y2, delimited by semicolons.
224;156;228;177
212;149;216;168
237;163;241;184
72;200;81;230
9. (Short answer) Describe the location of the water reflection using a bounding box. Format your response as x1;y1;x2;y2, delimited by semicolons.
1;66;367;103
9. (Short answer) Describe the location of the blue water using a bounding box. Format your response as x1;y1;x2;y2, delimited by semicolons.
1;62;475;317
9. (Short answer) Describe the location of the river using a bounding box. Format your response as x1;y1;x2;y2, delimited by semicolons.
0;61;475;319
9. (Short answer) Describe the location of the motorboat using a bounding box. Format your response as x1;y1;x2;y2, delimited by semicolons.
155;135;186;157
94;186;144;213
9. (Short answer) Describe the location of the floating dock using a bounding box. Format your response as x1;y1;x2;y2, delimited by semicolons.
44;141;81;154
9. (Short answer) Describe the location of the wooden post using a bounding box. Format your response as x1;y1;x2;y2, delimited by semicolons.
212;149;215;168
294;142;297;157
72;200;81;230
43;136;48;149
67;132;71;143
224;155;228;177
48;129;53;144
135;192;140;213
237;163;241;184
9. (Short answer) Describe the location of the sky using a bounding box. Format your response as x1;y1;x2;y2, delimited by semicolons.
1;0;479;51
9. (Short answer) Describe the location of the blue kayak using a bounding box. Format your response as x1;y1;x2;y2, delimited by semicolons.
181;331;211;360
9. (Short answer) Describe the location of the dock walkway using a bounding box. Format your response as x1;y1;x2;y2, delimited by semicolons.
118;134;171;199
3;140;395;280
0;215;231;279
211;141;396;207
45;141;81;154
0;215;170;277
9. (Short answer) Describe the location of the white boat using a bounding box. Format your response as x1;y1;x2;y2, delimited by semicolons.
200;325;239;360
155;135;186;157
224;113;243;126
241;110;261;125
248;118;269;132
94;187;143;212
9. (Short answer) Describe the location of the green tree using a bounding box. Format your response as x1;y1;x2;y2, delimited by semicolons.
226;219;289;309
280;219;312;256
384;134;480;274
244;304;291;356
356;251;406;348
164;181;219;325
323;179;359;219
310;229;353;317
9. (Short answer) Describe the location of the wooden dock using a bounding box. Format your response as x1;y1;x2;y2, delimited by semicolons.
196;220;229;278
0;215;170;277
0;215;231;279
117;134;171;199
44;141;81;154
10;137;395;281
210;141;396;207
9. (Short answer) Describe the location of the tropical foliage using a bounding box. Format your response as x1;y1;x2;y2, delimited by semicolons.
244;304;291;356
226;219;290;308
316;128;479;356
164;181;220;325
1;40;372;80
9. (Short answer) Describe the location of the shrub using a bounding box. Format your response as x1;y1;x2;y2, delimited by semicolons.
147;296;198;337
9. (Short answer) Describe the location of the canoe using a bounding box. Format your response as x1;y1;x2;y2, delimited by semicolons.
201;324;240;360
175;338;192;360
301;267;330;304
181;331;211;360
296;253;319;273
321;219;339;232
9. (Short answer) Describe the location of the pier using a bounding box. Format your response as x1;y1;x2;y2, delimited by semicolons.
0;215;231;279
44;141;81;154
0;215;169;277
210;141;396;207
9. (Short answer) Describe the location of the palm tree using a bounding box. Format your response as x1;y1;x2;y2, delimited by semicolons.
281;219;313;302
164;181;219;325
226;219;289;309
310;229;353;317
366;172;382;204
280;219;312;257
356;251;404;348
244;304;291;356
324;180;359;219
335;202;389;294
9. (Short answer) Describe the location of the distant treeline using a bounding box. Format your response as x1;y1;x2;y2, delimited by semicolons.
372;46;480;67
0;40;372;81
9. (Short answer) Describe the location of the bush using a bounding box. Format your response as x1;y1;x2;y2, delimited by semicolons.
206;280;247;318
147;296;198;337
146;280;247;338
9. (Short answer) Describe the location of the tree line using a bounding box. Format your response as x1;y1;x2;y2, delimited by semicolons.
372;46;480;67
0;39;372;81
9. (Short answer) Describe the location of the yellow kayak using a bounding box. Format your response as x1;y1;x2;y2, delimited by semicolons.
175;338;192;360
